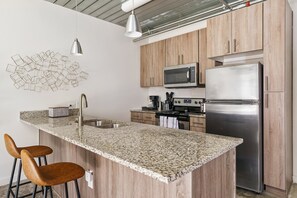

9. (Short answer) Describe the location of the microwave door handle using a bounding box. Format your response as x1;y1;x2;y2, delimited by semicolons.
187;69;190;82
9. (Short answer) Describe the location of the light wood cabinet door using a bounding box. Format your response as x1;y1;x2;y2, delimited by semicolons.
166;35;181;66
151;40;166;86
232;3;263;54
140;45;151;87
198;28;215;84
190;117;206;133
140;41;165;87
207;13;232;58
264;0;285;92
264;92;285;190
180;31;199;64
166;31;199;66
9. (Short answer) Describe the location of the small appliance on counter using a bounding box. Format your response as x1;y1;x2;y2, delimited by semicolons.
142;95;160;111
164;92;174;110
155;97;205;130
48;107;69;118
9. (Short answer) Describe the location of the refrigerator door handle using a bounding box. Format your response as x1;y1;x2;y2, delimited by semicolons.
206;100;260;105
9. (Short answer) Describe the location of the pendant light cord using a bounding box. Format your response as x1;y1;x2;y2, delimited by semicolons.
75;0;78;38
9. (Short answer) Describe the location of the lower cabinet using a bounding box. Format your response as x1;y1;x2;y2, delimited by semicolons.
131;111;156;125
190;116;205;133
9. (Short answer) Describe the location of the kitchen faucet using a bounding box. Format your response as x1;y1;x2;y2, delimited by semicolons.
78;93;88;127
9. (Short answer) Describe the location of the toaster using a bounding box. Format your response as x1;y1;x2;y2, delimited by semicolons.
48;107;69;118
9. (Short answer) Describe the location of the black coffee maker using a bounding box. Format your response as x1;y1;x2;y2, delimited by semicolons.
142;95;159;111
149;95;159;110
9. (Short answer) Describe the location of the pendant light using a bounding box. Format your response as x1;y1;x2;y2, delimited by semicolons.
125;0;142;38
71;0;83;55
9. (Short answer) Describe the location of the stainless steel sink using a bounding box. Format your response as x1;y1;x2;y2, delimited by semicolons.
83;119;124;129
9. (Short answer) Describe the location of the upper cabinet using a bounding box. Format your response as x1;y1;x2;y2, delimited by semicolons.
207;13;232;58
140;40;166;87
232;3;263;54
198;28;216;85
166;31;199;66
207;3;263;58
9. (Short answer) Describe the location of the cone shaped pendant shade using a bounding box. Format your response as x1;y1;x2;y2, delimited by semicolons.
71;0;83;55
125;11;142;38
71;38;83;56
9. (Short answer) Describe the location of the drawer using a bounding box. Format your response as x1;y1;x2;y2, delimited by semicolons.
131;112;143;120
190;117;205;128
142;120;156;125
131;119;143;123
142;113;156;122
190;126;206;133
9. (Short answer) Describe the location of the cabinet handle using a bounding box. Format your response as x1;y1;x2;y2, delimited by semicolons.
181;54;184;64
265;76;269;91
265;94;269;108
152;77;154;86
192;122;204;126
234;39;237;52
178;55;180;64
227;40;230;54
150;77;152;86
199;72;202;83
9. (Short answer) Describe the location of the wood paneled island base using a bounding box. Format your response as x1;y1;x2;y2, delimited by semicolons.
40;130;236;198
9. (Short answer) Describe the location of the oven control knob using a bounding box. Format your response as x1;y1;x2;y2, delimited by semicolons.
195;101;198;104
175;101;177;103
178;101;181;103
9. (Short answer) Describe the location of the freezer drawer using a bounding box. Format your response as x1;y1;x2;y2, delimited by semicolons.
206;103;263;192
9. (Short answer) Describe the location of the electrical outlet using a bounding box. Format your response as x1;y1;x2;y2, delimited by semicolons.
85;170;94;189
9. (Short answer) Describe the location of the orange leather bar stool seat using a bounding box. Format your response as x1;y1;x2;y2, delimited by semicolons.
4;134;53;198
21;150;85;198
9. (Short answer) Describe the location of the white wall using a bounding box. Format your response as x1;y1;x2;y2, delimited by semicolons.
0;0;147;185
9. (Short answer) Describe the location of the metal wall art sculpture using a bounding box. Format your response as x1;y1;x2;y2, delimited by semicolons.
6;50;88;92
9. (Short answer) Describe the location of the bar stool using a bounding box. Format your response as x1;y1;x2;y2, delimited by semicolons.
4;134;53;198
21;149;85;198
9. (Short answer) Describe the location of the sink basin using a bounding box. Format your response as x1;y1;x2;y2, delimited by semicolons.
83;119;124;129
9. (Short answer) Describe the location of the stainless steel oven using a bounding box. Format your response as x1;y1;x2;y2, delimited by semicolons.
164;63;200;88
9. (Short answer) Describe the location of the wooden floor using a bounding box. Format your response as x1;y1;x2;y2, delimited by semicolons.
0;182;296;198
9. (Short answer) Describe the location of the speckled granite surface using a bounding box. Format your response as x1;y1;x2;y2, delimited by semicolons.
20;110;242;184
130;109;158;113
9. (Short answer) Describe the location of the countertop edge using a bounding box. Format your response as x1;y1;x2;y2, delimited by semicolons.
20;118;242;184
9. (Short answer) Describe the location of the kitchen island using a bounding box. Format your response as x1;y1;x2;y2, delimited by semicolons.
20;110;242;198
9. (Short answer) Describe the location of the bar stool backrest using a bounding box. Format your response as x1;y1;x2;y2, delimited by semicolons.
4;134;20;158
21;150;45;186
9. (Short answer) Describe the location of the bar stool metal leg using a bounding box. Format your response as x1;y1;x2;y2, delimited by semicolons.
38;157;44;195
15;160;22;198
64;183;69;198
49;187;53;198
32;184;37;198
43;187;48;198
43;156;48;165
74;179;81;198
6;158;17;198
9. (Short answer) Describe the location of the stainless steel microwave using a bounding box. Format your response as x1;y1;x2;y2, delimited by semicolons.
164;63;199;88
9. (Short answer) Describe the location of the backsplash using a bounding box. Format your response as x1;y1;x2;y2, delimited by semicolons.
148;87;205;103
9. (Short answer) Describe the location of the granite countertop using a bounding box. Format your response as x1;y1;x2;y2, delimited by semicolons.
20;110;242;184
131;109;206;118
130;109;158;113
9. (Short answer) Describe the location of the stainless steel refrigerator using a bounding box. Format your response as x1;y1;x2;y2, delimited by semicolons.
205;63;263;193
